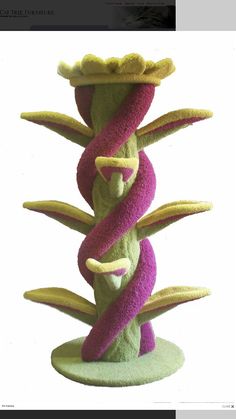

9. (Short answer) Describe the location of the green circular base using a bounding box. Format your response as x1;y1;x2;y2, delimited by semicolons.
51;337;184;387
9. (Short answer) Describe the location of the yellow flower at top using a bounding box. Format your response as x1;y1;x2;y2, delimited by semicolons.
58;53;175;87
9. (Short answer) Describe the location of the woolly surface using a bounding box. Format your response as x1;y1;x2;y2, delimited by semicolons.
101;167;134;182
136;200;212;240
95;156;138;170
137;125;189;151
139;322;156;355
75;86;94;127
87;86;143;361
95;156;138;182
58;54;175;86
23;200;95;224
81;239;156;361
51;336;184;387
86;257;130;275
78;151;156;287
22;61;212;368
21;111;93;136
76;84;156;361
77;84;155;207
137;108;213;136
24;287;97;326
58;53;175;83
136;109;213;150
24;287;96;315
137;201;212;228
23;200;95;235
91;84;134;132
138;286;211;325
20;111;93;147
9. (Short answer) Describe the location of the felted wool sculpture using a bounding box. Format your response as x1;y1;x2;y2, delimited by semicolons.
22;53;212;386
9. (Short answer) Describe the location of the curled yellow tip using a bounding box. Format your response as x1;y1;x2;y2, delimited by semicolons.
141;286;211;314
23;287;96;317
206;110;213;118
138;200;213;229
86;258;131;276
23;201;33;209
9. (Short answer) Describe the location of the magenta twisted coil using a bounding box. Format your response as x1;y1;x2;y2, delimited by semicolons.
76;84;157;361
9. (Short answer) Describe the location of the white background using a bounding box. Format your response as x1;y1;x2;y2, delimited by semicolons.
0;32;235;410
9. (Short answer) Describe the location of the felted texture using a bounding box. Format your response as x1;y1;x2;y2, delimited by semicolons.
75;86;94;127
102;168;133;184
86;257;131;276
95;157;139;182
136;109;213;150
139;323;156;355
137;200;212;240
76;84;157;361
24;287;97;326
23;200;95;234
58;53;175;87
138;286;211;324
23;54;212;373
51;336;184;387
81;239;156;361
78;151;156;287
77;84;155;207
21;111;93;147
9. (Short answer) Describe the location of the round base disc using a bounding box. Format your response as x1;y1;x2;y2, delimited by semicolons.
51;337;184;387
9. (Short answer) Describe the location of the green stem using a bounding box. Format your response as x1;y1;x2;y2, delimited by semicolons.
91;84;141;361
109;172;124;198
